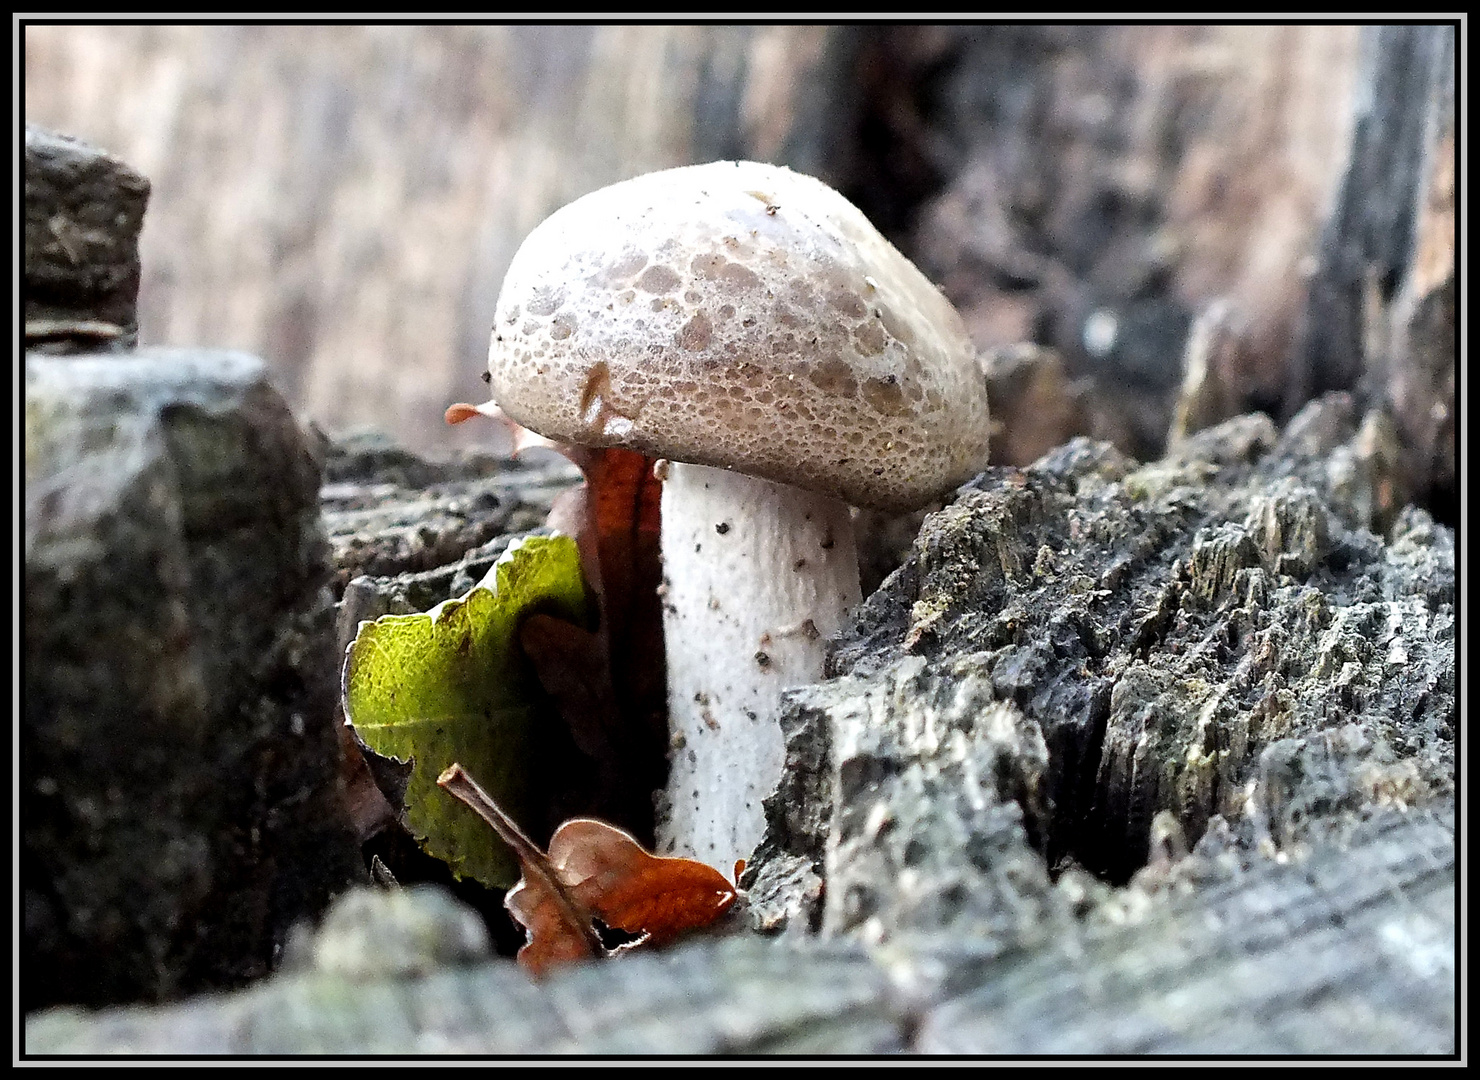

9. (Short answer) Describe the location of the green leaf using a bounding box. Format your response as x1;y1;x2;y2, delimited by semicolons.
343;534;591;888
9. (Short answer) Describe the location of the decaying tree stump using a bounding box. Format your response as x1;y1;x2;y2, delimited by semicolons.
23;26;1454;1056
750;405;1452;926
27;401;1455;1054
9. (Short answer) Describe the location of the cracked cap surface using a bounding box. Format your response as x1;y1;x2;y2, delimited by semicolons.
487;160;990;511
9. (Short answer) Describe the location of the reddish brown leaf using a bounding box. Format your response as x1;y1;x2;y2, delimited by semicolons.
504;875;604;975
437;763;737;977
438;764;602;975
573;447;668;783
444;398;573;456
548;819;737;947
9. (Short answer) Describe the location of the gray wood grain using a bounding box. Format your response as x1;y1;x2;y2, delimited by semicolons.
25;805;1450;1055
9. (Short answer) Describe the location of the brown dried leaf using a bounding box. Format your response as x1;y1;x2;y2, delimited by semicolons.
549;819;738;948
503;873;604;975
438;763;737;977
519;613;619;765
553;447;666;771
335;716;397;842
437;764;602;974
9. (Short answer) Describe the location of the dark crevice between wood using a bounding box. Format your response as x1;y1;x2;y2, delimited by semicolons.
1043;678;1115;882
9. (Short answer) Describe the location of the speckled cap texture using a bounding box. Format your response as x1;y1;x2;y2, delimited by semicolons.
488;160;990;511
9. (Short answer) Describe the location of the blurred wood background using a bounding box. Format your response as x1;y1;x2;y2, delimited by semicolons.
23;24;1453;520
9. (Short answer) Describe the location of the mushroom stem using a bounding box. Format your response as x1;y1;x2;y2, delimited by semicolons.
655;462;861;868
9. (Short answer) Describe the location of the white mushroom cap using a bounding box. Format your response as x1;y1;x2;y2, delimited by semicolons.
488;161;989;511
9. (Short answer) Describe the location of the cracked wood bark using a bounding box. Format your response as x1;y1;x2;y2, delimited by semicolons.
24;349;365;1012
26;406;1455;1054
800;406;1451;892
23;27;1454;1052
24;806;1452;1054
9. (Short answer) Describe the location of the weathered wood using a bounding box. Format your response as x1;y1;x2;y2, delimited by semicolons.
23;27;1454;1053
915;805;1454;1055
24;805;1451;1054
24;125;149;349
24;402;1454;1052
24;349;363;1012
320;431;577;600
809;409;1451;893
896;26;1362;460
1290;25;1455;521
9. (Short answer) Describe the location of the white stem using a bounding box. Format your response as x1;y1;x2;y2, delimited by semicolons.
655;463;861;870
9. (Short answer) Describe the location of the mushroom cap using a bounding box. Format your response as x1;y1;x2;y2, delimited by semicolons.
487;161;989;511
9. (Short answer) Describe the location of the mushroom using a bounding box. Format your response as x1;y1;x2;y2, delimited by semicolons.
484;160;989;871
